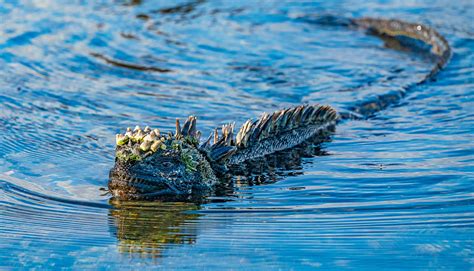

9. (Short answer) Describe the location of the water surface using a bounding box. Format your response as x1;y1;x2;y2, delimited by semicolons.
0;0;473;269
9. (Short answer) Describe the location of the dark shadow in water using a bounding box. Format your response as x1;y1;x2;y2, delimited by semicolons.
122;0;142;6
108;200;200;257
152;0;206;15
129;0;207;20
90;52;172;73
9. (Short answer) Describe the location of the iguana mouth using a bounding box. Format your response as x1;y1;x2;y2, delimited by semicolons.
109;169;184;200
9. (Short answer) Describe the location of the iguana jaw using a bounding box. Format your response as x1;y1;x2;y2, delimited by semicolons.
108;171;176;200
108;153;182;200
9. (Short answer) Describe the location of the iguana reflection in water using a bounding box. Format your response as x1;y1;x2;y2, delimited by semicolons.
108;200;200;257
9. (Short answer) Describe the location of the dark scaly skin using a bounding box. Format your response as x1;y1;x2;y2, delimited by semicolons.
109;16;451;202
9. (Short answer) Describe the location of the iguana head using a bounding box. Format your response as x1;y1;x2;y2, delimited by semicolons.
108;117;229;201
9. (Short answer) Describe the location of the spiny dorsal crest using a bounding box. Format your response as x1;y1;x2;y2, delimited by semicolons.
199;104;337;162
175;115;199;139
234;104;338;148
199;122;237;163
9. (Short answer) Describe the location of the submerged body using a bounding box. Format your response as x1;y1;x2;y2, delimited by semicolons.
109;16;451;201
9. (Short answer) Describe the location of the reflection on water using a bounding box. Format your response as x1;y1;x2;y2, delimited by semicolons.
0;0;473;269
109;201;199;257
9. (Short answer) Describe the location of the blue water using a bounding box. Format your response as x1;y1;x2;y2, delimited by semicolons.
0;0;473;269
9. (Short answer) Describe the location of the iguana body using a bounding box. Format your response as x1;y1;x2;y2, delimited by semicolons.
109;16;451;201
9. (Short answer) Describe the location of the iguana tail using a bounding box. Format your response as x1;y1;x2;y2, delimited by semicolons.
297;15;452;118
348;17;452;117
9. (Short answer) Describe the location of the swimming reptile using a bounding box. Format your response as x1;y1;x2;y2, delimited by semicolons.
108;16;451;201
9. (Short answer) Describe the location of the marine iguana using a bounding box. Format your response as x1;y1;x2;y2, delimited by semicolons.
109;16;451;201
